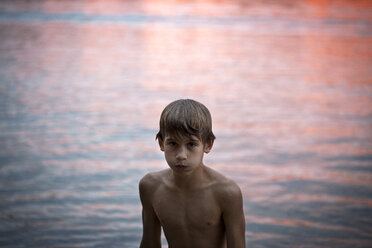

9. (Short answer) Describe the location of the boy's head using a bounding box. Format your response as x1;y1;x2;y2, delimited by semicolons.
156;99;216;145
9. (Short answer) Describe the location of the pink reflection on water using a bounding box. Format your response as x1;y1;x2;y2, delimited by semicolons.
213;161;372;208
1;0;371;246
246;214;356;231
245;231;288;242
215;162;371;186
75;203;142;220
42;0;141;15
267;194;372;207
37;0;372;20
2;0;371;21
44;158;163;172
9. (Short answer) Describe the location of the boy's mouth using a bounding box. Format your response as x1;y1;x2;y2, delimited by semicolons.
175;164;188;169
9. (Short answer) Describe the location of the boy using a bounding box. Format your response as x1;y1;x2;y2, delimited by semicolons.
139;99;246;248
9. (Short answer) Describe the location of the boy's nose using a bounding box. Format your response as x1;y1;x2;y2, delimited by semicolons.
176;147;187;160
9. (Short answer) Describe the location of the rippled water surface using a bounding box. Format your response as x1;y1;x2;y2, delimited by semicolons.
0;0;371;247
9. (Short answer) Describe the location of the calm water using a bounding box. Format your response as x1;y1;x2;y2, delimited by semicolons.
0;0;371;247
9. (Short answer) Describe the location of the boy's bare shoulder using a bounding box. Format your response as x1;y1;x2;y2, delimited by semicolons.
205;166;242;203
139;169;169;192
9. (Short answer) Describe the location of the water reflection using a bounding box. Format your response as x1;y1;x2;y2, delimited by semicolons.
0;0;371;247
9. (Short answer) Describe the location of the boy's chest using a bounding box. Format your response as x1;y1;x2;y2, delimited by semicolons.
153;187;222;231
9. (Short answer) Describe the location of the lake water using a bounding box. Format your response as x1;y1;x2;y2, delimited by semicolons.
0;0;371;247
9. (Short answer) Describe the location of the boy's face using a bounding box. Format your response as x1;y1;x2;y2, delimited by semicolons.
159;134;213;174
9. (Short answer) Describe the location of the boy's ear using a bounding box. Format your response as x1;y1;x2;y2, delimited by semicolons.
204;139;214;154
158;138;165;151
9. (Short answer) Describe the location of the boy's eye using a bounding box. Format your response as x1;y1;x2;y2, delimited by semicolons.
167;142;177;146
188;142;197;148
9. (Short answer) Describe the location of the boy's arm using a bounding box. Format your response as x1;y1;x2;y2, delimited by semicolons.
220;182;246;248
139;175;161;248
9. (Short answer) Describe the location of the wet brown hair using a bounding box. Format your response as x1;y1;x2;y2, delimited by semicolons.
156;99;216;144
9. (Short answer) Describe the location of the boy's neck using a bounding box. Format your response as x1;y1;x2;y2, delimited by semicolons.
170;163;206;190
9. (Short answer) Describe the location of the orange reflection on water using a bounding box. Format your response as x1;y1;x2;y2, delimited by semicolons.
302;35;371;86
306;0;330;18
306;0;372;20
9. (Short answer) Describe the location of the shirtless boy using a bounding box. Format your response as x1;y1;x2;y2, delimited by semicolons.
139;99;245;248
